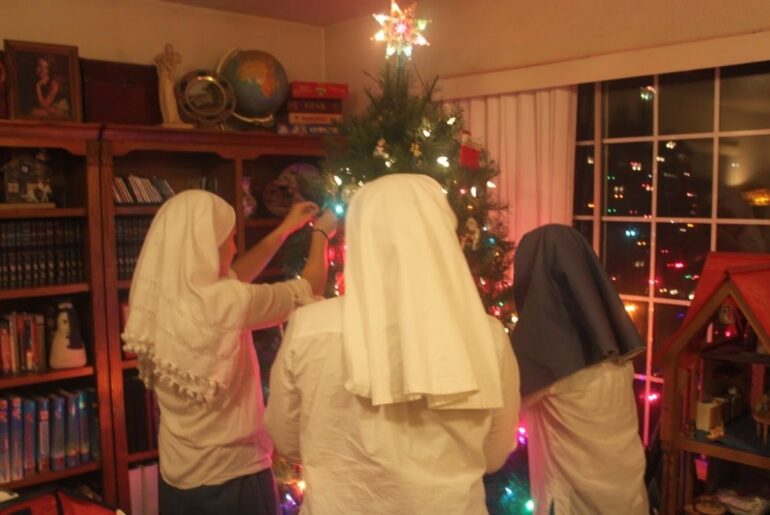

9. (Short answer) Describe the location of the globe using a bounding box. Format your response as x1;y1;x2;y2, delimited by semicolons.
218;49;289;122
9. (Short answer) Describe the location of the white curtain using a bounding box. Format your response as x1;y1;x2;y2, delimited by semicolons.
452;87;578;246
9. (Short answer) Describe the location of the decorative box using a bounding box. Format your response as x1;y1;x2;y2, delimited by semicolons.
0;152;54;205
81;58;162;125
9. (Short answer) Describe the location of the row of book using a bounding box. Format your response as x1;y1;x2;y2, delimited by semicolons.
0;311;48;375
124;375;159;454
275;82;347;136
128;463;159;515
0;388;100;483
116;218;152;281
0;220;86;289
112;175;175;205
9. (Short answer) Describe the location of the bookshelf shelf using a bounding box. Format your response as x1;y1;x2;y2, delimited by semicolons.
128;449;158;464
117;280;132;290
0;207;87;219
122;359;138;370
115;205;161;216
245;218;281;229
1;462;101;491
0;283;90;301
0;367;94;389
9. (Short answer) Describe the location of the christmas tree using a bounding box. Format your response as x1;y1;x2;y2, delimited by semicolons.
269;60;536;514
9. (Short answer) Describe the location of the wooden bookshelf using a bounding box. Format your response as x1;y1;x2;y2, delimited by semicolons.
0;120;116;504
0;367;94;389
100;124;327;512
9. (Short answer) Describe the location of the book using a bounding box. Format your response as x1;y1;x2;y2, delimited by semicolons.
35;396;50;472
290;81;348;99
0;319;11;374
8;395;22;480
285;98;342;113
76;390;90;463
86;388;101;461
49;393;65;471
142;462;160;515
286;112;343;125
60;390;80;468
0;398;9;482
276;123;341;136
22;397;35;476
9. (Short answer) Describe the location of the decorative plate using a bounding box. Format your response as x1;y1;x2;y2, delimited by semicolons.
175;69;236;125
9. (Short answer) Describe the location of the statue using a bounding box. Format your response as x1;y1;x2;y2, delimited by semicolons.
154;44;192;128
49;301;87;369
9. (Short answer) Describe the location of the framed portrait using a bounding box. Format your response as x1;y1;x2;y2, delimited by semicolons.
4;40;82;122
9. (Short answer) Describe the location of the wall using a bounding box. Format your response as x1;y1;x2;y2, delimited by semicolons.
0;0;325;83
324;0;770;108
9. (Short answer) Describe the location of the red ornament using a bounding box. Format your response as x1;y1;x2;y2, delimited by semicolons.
459;129;481;170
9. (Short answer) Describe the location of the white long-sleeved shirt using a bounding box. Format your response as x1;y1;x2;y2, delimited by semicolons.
157;277;315;489
265;297;520;515
524;360;649;515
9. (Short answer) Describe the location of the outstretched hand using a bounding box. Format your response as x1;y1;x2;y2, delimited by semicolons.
280;201;319;235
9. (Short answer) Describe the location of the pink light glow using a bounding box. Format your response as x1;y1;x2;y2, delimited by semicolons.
518;426;527;435
647;393;660;402
396;22;407;34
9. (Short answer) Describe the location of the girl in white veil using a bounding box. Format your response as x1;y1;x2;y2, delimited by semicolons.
266;173;520;514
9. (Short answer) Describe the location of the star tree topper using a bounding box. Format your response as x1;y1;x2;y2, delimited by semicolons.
372;1;430;59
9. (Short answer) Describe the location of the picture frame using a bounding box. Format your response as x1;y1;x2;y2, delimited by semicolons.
4;40;82;122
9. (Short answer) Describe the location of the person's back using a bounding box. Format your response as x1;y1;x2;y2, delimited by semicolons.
267;297;517;515
265;173;520;515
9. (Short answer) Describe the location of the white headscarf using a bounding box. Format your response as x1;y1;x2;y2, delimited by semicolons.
122;190;253;404
342;174;503;409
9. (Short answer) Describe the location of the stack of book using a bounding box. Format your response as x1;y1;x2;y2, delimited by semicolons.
113;175;175;205
0;219;85;289
129;462;159;515
0;311;47;374
123;374;159;454
0;387;101;482
276;81;348;136
116;217;153;281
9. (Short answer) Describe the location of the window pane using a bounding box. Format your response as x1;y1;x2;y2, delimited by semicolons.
716;224;770;253
718;135;770;221
659;69;714;135
632;379;646;438
652;303;689;376
572;220;593;245
574;145;594;215
655;223;709;301
657;139;713;218
623;301;649;375
602;222;650;296
577;83;595;141
604;76;654;138
604;142;653;216
720;61;770;131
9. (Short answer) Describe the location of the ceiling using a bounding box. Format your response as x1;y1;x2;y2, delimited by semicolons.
159;0;390;27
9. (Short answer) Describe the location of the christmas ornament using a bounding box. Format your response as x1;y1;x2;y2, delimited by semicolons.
372;1;430;59
460;217;481;251
373;138;390;158
459;129;482;170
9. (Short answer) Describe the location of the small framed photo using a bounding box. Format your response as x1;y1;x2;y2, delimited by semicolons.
4;40;82;122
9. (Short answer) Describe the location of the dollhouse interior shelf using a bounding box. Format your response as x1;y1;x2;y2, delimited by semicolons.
700;342;770;365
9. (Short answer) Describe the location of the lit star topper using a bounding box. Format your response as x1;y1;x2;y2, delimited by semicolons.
372;1;430;59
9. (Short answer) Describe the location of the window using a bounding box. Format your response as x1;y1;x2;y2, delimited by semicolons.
574;63;770;445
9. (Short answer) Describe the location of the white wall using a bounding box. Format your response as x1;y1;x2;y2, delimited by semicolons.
325;0;770;108
0;0;325;83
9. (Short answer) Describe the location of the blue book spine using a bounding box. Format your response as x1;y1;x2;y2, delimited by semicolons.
86;388;100;461
9;395;22;480
61;390;80;468
22;398;35;476
35;396;50;472
76;390;89;463
49;394;65;471
0;398;9;482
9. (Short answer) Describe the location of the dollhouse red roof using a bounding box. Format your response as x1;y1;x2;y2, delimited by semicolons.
658;252;770;365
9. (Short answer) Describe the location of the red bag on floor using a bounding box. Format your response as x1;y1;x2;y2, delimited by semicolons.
0;489;119;515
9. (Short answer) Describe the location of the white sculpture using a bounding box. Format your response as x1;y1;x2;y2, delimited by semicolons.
154;44;192;128
49;302;87;370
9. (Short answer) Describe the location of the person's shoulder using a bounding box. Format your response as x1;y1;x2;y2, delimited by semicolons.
288;296;343;338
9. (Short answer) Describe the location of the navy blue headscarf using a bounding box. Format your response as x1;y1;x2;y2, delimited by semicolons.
511;224;645;396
